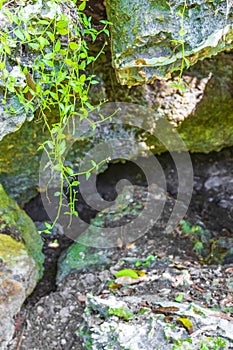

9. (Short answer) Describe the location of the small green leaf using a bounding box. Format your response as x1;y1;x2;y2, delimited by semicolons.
179;29;186;37
14;29;25;41
54;191;61;197
56;20;68;28
43;52;54;60
3;44;11;55
0;61;5;69
54;40;61;52
47;32;55;42
91;80;99;85
175;293;184;302
38;36;49;49
108;307;133;321
49;91;58;100
78;1;86;11
69;41;80;50
57;28;68;35
65;58;74;66
29;40;40;49
115;269;138;279
65;167;74;176
44;60;54;68
71;181;80;186
85;172;91;180
79;61;86;70
193;241;203;253
79;52;87;59
45;222;52;229
37;20;50;25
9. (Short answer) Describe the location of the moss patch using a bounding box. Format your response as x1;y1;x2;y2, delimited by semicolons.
0;184;44;279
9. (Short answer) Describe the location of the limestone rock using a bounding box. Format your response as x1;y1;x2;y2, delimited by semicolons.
83;294;233;349
106;0;233;85
0;184;44;348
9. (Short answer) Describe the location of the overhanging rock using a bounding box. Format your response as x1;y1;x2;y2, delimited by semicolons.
106;0;233;86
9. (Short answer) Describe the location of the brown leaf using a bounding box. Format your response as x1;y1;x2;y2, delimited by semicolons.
152;306;179;315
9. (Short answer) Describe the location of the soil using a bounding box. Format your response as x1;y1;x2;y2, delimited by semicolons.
7;147;233;350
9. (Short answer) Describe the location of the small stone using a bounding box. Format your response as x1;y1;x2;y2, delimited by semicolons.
61;339;67;345
37;306;44;314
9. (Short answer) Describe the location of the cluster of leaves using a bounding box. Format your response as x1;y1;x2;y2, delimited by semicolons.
0;0;111;229
180;219;210;256
172;336;227;350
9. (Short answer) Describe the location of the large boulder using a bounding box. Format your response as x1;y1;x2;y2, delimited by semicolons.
106;0;233;85
0;0;233;208
0;184;44;349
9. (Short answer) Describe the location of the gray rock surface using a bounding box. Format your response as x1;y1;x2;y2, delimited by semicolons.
83;294;233;350
106;0;233;85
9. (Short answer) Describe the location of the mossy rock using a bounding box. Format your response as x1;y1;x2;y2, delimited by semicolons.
106;0;233;85
0;184;44;279
56;242;111;284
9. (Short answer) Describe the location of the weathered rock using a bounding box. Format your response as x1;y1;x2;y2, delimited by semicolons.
56;242;111;284
83;294;233;350
106;0;233;85
98;51;233;153
0;1;233;209
0;184;44;348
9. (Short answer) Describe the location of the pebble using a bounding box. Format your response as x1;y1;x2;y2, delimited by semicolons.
37;306;44;314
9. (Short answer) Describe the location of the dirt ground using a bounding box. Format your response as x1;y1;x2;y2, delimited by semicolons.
8;147;233;350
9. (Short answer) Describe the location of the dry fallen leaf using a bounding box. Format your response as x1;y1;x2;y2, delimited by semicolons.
152;306;179;315
225;267;233;273
177;317;193;334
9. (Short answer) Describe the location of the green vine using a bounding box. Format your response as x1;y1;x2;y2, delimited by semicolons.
170;0;190;91
0;0;112;231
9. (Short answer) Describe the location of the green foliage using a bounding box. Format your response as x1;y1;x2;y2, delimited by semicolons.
174;293;184;302
170;0;190;91
108;307;135;321
114;268;139;279
180;219;209;257
172;336;227;350
135;254;156;267
108;306;148;321
0;0;111;230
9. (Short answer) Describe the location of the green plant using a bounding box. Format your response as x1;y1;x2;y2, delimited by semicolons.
108;306;148;321
135;254;156;267
170;0;190;91
172;336;227;350
0;0;111;230
181;219;209;247
174;293;184;302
